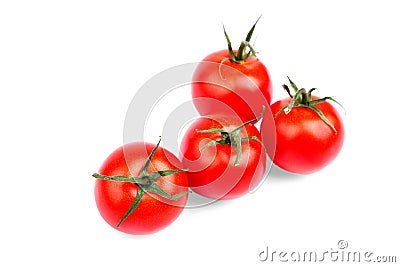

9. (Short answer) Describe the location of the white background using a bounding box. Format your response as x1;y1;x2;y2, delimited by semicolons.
1;0;399;266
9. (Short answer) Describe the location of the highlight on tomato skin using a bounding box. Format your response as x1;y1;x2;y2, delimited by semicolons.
93;140;189;235
262;77;345;175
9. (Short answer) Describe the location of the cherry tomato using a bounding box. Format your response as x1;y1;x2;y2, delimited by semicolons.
192;18;272;121
93;139;188;235
262;78;344;174
180;113;266;200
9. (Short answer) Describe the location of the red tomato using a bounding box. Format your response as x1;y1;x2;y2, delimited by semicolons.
93;141;188;235
262;79;344;174
180;114;266;200
191;19;272;122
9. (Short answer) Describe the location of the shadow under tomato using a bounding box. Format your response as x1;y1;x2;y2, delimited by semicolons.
266;163;305;181
185;190;236;210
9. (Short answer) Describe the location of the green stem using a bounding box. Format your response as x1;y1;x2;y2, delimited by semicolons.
92;173;134;183
277;77;344;134
223;25;237;62
197;106;265;166
300;90;308;105
92;173;152;187
117;187;145;227
140;137;161;177
236;41;247;61
223;16;261;63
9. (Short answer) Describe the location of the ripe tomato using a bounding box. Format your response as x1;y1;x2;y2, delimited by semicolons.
180;113;266;200
263;78;344;174
93;140;188;235
191;18;272;121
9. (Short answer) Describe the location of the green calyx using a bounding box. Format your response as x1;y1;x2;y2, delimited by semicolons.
223;16;261;64
274;77;344;134
92;137;188;227
196;106;265;166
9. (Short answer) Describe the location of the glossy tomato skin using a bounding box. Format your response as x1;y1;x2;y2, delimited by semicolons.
94;142;188;235
180;115;266;200
192;49;272;122
266;97;344;174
